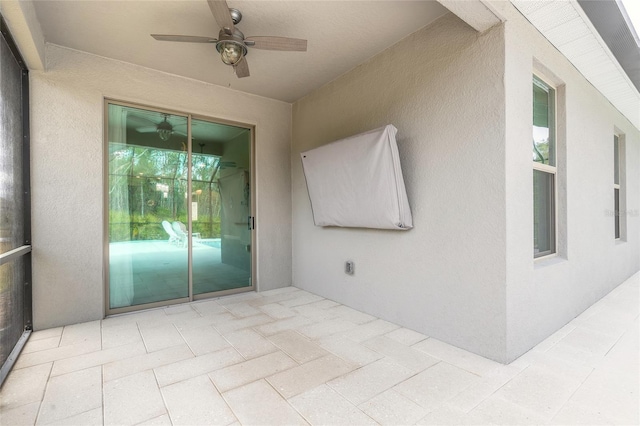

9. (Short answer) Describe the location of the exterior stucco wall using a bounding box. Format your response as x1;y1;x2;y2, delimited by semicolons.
498;2;640;362
292;14;509;362
31;45;292;330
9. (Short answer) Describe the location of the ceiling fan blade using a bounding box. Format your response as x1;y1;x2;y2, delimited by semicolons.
234;57;250;78
207;0;235;34
151;34;217;43
136;126;157;133
245;36;307;51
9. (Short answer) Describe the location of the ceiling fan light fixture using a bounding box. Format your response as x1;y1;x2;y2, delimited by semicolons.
217;40;247;65
157;119;173;141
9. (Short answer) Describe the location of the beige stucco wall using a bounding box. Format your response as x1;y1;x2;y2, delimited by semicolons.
497;1;640;362
30;45;292;329
291;6;640;363
292;14;509;361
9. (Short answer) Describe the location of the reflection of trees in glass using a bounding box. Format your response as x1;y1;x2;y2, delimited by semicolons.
191;153;221;239
108;143;221;242
533;138;549;164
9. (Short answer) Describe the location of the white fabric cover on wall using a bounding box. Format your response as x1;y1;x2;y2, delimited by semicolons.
301;124;412;230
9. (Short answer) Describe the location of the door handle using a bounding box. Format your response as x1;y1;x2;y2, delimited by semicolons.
247;216;255;230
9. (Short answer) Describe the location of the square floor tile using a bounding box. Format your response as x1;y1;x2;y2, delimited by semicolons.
296;319;359;340
22;336;61;354
214;314;274;335
210;351;297;393
161;375;236;425
51;341;146;377
137;414;172;425
224;328;278;360
104;370;166;425
223;302;262;318
191;300;227;316
38;366;102;425
318;335;384;367
103;344;194;382
222;380;307;425
327;358;415;405
14;341;102;370
47;407;103;426
359;388;429;425
59;321;102;347
363;335;439;373
385;327;428;346
0;363;52;410
178;324;230;356
394;362;479;411
101;322;143;349
327;305;376;324
491;364;585;419
468;395;549;425
446;364;525;413
256;303;297;319
267;354;356;398
413;338;501;376
0;401;40;426
338;319;400;343
289;385;377;425
267;330;329;364
29;327;63;341
140;323;186;353
254;316;314;336
154;347;244;388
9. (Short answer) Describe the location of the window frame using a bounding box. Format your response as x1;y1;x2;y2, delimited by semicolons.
614;133;621;240
533;73;558;260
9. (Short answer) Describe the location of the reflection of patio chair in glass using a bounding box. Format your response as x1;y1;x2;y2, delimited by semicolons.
172;221;188;247
162;220;180;245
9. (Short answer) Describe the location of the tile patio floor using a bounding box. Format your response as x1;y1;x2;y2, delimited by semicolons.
1;272;638;425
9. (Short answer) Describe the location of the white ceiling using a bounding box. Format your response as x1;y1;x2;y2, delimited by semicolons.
32;0;449;103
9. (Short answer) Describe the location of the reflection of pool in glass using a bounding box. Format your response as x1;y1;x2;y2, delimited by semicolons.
109;239;249;309
199;239;221;249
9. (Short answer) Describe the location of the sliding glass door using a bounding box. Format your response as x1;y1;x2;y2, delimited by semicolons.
191;118;252;296
105;101;253;313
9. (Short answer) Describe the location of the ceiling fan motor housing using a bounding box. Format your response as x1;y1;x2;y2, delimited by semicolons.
228;8;242;25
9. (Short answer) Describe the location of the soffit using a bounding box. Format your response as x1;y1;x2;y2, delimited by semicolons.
511;0;640;130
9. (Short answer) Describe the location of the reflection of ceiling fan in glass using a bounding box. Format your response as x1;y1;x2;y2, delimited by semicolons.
135;114;187;141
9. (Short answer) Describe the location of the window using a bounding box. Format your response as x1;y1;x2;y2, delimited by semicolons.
533;75;556;258
614;134;620;239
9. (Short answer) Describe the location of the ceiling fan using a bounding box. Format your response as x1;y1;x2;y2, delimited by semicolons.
135;114;186;141
150;0;308;78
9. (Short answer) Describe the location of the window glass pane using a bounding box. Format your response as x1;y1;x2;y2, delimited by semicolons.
533;77;555;166
107;104;189;309
614;135;619;185
615;188;620;239
0;35;25;254
534;170;555;257
192;119;251;295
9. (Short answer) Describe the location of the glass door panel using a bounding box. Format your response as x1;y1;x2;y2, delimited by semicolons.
107;104;189;309
192;118;252;295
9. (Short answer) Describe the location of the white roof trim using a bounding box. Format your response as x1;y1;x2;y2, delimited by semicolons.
0;0;45;71
512;0;640;130
437;0;504;33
